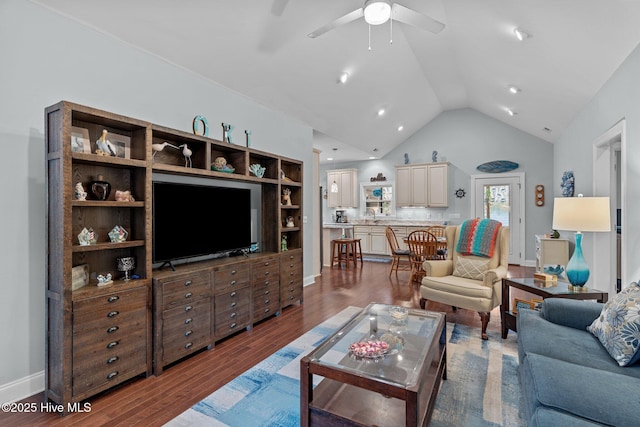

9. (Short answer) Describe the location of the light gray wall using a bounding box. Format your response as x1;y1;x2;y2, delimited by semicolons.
321;108;554;262
0;0;313;395
555;42;640;284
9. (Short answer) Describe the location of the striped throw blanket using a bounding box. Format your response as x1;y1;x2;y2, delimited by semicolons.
456;218;502;257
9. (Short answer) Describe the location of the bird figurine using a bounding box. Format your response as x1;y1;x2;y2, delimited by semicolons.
152;141;179;159
96;129;117;156
180;144;192;168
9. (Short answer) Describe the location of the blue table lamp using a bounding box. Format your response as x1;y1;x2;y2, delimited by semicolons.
552;195;611;290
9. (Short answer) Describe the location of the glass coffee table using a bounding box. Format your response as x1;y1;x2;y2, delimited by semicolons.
501;277;608;339
300;303;446;427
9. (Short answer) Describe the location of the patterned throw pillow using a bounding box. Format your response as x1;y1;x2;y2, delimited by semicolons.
453;257;490;280
587;282;640;367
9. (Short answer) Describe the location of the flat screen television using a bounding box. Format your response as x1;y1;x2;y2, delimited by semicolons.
153;181;252;267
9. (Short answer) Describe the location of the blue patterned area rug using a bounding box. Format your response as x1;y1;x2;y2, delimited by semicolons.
166;307;524;427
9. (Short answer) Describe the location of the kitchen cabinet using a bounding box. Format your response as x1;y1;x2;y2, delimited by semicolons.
353;226;390;255
327;168;358;208
396;162;449;208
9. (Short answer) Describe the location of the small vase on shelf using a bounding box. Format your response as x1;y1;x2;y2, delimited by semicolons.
90;175;111;200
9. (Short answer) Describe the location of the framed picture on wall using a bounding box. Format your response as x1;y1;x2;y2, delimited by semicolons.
70;126;91;153
108;132;131;159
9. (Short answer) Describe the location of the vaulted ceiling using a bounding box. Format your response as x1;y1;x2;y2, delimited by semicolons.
34;0;640;163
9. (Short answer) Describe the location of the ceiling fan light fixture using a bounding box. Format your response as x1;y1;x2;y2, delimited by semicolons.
364;0;391;25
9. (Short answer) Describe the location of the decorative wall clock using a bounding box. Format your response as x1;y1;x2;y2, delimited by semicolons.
455;188;466;198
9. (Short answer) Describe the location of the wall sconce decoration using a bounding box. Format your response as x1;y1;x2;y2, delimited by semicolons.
455;188;466;199
535;185;545;206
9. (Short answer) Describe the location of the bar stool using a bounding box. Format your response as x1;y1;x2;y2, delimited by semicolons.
331;238;363;268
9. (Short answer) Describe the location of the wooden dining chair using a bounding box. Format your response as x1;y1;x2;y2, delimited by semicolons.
406;230;439;284
426;225;447;259
385;226;411;278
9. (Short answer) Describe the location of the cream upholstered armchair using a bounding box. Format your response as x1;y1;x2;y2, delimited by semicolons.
419;223;509;340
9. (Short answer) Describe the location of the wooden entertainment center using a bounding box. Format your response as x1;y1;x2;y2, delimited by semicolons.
45;101;303;407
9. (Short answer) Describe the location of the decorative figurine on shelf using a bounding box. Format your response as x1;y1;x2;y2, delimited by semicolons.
245;129;252;147
404;153;409;164
281;235;288;251
108;225;128;243
222;122;235;143
117;256;135;281
286;216;295;228
152;141;179;159
78;227;98;246
432;150;438;162
249;163;266;178
211;156;235;173
282;188;292;206
115;190;135;202
97;273;113;287
96;129;117;156
561;170;575;197
74;182;87;201
179;144;192;168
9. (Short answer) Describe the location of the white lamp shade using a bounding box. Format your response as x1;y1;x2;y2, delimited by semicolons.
552;196;611;232
364;0;391;25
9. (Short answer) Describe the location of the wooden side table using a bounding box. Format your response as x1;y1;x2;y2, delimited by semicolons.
501;277;608;339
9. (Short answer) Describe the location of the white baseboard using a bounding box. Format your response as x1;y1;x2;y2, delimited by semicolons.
523;259;536;268
303;275;315;287
0;371;44;404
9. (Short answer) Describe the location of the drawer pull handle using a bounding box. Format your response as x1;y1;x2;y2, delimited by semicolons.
107;326;119;334
264;290;270;295
264;271;269;276
229;322;237;329
264;262;270;266
107;341;119;349
184;280;192;287
107;311;119;318
185;318;193;324
264;299;270;304
289;255;294;259
185;330;193;337
289;272;294;276
264;308;270;313
230;291;236;297
230;301;237;308
185;305;193;312
231;270;237;275
107;296;119;303
184;292;193;298
106;356;119;364
289;264;294;268
107;371;119;380
230;312;236;318
230;280;236;286
185;342;193;349
289;296;295;300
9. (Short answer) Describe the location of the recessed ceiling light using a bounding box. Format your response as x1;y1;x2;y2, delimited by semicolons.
337;71;349;84
327;157;333;161
506;108;517;117
368;156;376;159
513;27;531;41
397;125;404;131
508;85;521;94
377;108;386;116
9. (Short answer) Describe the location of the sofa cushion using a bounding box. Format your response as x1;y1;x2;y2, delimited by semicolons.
453;256;489;280
520;353;640;427
587;282;640;366
516;307;640;378
529;407;606;427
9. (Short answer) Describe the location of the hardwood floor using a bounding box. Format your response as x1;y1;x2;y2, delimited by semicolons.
4;262;532;426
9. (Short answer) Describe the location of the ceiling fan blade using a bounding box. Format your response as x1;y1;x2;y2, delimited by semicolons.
391;3;445;34
307;8;364;38
271;0;289;17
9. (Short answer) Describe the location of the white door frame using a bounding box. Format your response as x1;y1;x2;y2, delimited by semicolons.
593;119;626;296
470;172;525;265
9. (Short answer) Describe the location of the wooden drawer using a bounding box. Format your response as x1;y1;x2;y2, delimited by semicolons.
73;286;147;324
72;328;147;396
214;286;250;312
214;288;251;338
162;301;212;365
214;263;250;294
73;307;146;351
159;273;211;310
253;285;279;322
251;256;280;282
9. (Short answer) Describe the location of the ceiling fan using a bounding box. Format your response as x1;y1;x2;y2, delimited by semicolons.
307;0;445;39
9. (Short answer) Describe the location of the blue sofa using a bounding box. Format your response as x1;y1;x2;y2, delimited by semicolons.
516;298;640;426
